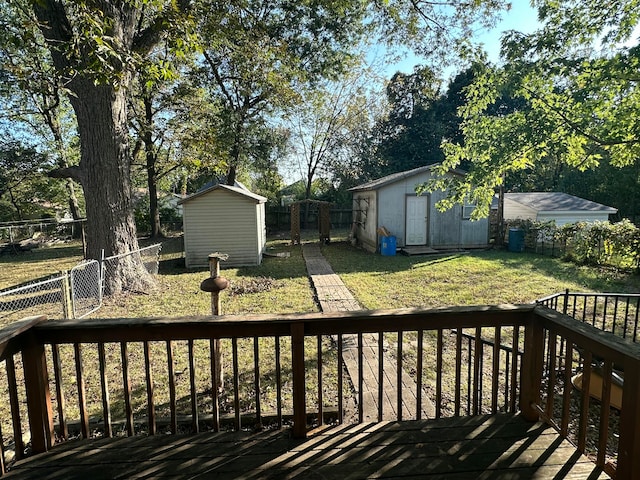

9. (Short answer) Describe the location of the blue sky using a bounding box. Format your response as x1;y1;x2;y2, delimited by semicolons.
387;2;541;78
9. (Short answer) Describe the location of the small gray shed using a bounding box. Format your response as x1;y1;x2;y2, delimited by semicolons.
502;192;617;226
349;165;489;252
178;184;267;268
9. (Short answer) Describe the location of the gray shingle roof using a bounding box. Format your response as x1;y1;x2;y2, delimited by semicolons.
505;192;617;213
348;164;464;192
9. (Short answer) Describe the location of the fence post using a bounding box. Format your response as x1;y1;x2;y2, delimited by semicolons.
618;357;640;478
519;311;544;421
60;270;73;319
291;322;307;438
22;332;54;453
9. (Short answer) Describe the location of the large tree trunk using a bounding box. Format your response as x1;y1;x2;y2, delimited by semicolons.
69;77;154;294
32;0;158;295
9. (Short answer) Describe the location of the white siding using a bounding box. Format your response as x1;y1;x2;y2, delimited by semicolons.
503;199;537;221
183;189;263;268
538;212;611;227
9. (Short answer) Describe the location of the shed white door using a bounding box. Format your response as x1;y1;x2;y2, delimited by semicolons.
405;196;428;245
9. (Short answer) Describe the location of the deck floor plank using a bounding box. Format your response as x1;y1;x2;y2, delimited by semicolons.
4;415;611;479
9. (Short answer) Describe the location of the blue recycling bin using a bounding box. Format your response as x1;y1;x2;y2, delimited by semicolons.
508;228;525;252
380;235;396;256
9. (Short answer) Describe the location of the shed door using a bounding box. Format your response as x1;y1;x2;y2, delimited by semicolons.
405;196;428;245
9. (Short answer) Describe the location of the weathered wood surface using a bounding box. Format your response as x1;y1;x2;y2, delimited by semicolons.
4;415;610;479
302;243;435;421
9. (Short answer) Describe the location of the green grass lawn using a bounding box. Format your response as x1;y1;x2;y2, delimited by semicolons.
322;243;640;309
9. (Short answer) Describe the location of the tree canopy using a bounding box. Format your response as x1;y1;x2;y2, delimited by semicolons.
435;0;640;219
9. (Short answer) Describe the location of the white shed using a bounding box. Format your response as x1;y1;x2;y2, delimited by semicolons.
178;184;267;268
349;165;489;252
502;192;617;226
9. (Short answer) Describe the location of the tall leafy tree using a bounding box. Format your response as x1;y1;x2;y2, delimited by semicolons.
10;0;194;293
436;1;640;219
0;2;82;221
196;0;372;187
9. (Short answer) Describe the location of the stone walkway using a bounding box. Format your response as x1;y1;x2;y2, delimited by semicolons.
301;243;434;421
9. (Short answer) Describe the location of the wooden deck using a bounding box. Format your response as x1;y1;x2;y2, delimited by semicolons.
4;415;610;479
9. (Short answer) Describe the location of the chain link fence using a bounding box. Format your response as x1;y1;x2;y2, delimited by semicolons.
0;244;161;323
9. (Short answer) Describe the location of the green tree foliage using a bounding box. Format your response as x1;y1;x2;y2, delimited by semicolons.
0;142;65;221
436;1;640;219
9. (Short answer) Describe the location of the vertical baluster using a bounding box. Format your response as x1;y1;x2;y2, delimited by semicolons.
337;335;343;425
597;360;613;469
6;356;24;459
275;336;282;428
291;323;306;439
416;329;424;420
378;332;383;422
582;295;587;322
255;337;262;428
316;335;321;427
232;338;240;431
74;343;89;439
166;341;177;434
357;333;363;424
612;296;620;335
97;342;112;438
592;296;598;326
634;297;640;342
545;332;557;420
466;336;472;414
209;339;220;432
143;341;155;435
577;351;592;453
0;415;5;475
397;330;403;421
188;340;199;433
561;342;573;437
504;351;511;412
436;329;443;419
454;329;462;416
491;328;501;414
509;326;519;413
623;297;631;339
602;297;609;332
473;327;482;415
121;342;133;436
51;345;68;440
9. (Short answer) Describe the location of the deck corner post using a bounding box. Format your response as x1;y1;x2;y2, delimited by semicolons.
291;322;307;438
519;312;544;421
22;332;54;453
618;358;640;478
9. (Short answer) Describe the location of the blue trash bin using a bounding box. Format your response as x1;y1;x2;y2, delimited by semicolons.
380;235;397;256
508;228;525;252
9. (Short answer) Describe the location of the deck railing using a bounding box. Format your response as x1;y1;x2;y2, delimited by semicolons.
539;290;640;341
1;305;640;478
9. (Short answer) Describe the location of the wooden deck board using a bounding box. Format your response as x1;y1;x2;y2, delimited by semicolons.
4;415;610;479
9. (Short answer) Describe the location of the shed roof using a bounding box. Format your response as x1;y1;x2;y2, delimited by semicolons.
178;184;267;205
502;192;617;214
348;164;465;192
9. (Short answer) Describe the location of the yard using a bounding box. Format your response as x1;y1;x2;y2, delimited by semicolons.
1;232;639;446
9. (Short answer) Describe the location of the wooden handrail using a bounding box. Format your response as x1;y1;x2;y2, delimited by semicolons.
4;304;640;478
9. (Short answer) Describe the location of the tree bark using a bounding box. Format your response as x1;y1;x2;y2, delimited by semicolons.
32;0;158;294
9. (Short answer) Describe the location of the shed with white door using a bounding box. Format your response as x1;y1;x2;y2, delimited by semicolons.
349;165;489;253
178;184;267;268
